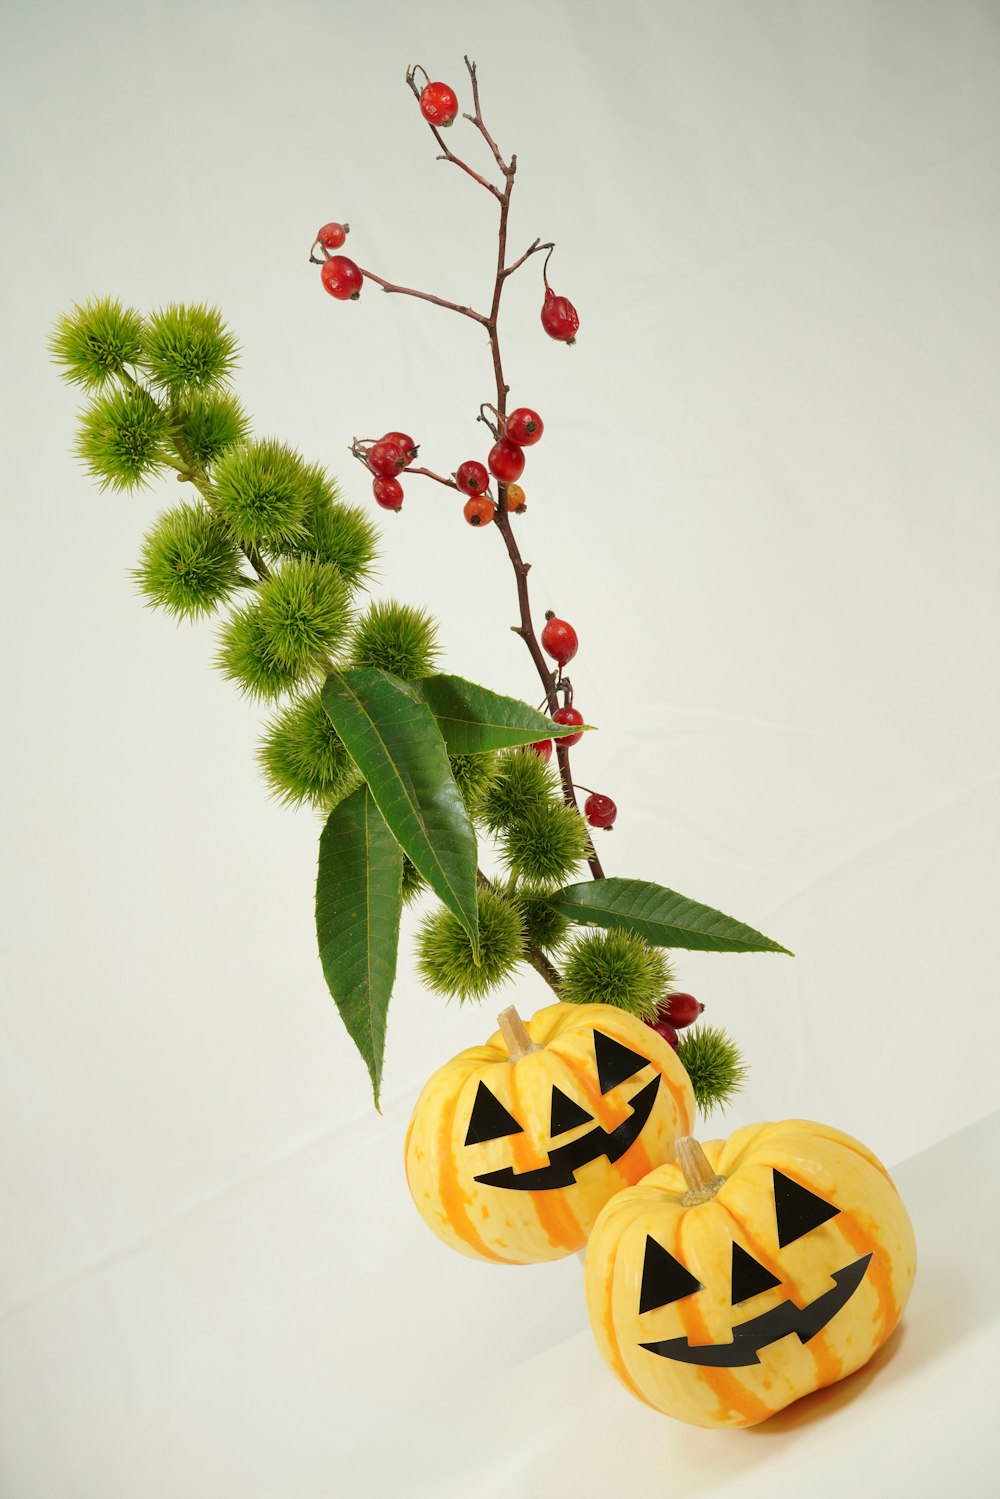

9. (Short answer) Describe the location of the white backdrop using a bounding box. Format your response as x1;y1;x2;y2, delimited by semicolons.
1;2;998;1495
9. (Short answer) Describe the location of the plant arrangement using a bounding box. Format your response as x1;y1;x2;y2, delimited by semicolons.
50;56;788;1111
51;54;918;1431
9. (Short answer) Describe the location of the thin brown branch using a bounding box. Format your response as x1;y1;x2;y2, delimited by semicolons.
405;62;504;199
357;265;489;325
404;465;460;491
463;55;511;179
502;238;553;279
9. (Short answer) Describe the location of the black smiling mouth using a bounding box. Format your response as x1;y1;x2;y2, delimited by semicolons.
472;1073;660;1191
639;1252;873;1367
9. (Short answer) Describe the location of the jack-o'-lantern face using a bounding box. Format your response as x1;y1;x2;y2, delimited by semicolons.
637;1170;871;1367
405;1002;696;1265
465;1027;661;1192
583;1120;918;1427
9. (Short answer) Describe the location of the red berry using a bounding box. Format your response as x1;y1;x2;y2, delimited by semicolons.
664;993;704;1030
382;431;418;466
505;482;527;513
540;613;578;667
463;495;494;528
645;1014;679;1051
456;460;490;495
529;739;553;763
367;440;407;478
373;476;403;511
317;222;349;249
419;81;459;127
321;255;363;301
551;706;584;747
541;289;579;343
505;408;544;447
488;436;525;484
584;792;617;829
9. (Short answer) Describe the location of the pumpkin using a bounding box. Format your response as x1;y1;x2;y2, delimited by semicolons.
584;1122;916;1427
405;1002;695;1264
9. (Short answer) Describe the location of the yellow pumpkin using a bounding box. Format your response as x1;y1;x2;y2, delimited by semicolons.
405;1002;695;1264
585;1121;916;1427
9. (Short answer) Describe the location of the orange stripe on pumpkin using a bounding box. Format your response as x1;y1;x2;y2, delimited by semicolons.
836;1209;898;1345
722;1202;843;1392
436;1086;515;1264
551;1049;649;1189
676;1214;773;1428
508;1067;582;1253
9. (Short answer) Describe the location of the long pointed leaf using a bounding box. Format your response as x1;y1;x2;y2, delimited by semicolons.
316;785;403;1107
413;673;594;753
550;877;792;955
321;668;479;948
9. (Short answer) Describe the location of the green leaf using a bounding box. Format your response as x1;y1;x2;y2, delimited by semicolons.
413;673;593;753
321;668;479;949
316;784;403;1108
549;878;792;955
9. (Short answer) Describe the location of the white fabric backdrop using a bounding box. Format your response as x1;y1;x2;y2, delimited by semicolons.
1;1;998;1494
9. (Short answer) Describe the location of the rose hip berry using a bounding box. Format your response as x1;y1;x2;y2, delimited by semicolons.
645;1013;679;1051
372;476;404;511
419;81;459;127
540;613;578;666
456;460;490;495
505;482;526;513
367;440;407;477
505;408;544;446
541;288;579;344
529;739;553;763
317;222;349;249
552;706;584;746
584;792;617;829
488;437;525;484
463;495;494;527
664;993;704;1030
382;431;418;466
321;255;363;301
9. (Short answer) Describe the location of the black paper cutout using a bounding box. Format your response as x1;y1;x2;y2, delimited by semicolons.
731;1242;782;1304
464;1080;524;1147
639;1235;704;1313
550;1085;593;1138
593;1029;649;1095
474;1073;661;1191
773;1169;840;1247
640;1252;872;1366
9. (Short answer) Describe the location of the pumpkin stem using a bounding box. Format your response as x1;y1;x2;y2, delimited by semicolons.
497;1005;538;1060
675;1136;726;1206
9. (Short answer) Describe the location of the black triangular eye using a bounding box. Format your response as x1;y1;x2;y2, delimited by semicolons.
550;1085;592;1137
593;1029;649;1094
639;1235;703;1313
773;1169;840;1247
464;1081;523;1146
731;1242;781;1304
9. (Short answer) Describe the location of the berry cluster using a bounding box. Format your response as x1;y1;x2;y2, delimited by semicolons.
455;404;543;527
353;431;419;512
645;992;706;1052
